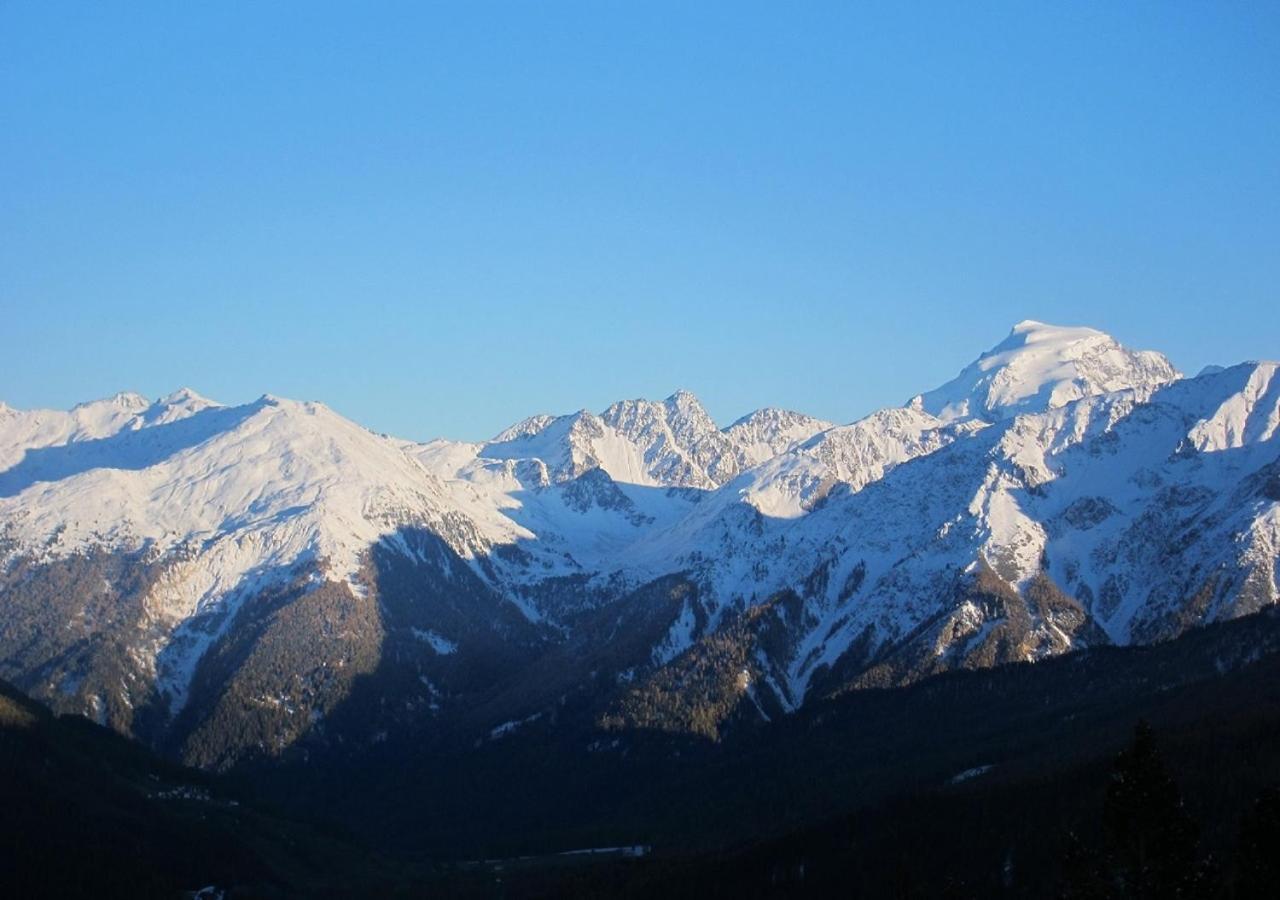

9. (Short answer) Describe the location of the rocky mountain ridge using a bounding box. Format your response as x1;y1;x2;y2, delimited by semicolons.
1;321;1276;767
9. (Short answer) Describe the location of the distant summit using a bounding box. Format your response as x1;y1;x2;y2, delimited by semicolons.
909;320;1180;422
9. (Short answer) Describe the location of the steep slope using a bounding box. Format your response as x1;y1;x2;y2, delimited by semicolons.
728;407;980;518
0;392;525;763
722;407;835;464
0;676;417;897
409;393;831;606
617;361;1279;722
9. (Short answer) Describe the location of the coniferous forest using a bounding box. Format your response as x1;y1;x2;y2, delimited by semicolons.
5;605;1280;897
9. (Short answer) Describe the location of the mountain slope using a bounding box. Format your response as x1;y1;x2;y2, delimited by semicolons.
0;676;418;898
0;321;1275;768
619;360;1279;715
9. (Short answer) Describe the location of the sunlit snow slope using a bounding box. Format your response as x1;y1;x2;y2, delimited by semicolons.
1;321;1275;762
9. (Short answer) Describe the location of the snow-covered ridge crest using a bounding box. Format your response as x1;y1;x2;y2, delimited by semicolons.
0;322;1193;593
729;406;981;519
0;391;476;579
909;320;1180;423
470;390;830;492
1186;361;1280;451
722;407;836;466
0;388;222;471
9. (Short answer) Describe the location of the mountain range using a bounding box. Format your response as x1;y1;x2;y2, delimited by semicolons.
1;320;1277;770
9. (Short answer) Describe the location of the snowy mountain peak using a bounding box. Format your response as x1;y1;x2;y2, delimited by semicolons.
491;414;557;443
158;387;218;408
481;393;832;492
1009;318;1092;337
597;392;731;488
909;321;1180;423
663;388;709;417
73;391;152;414
142;388;224;427
723;407;836;464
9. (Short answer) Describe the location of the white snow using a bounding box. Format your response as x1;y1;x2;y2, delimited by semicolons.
910;320;1180;423
411;628;458;655
950;765;994;784
2;322;1276;729
489;712;543;739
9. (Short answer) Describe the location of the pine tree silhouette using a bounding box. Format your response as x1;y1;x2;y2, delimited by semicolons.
1060;829;1109;899
1103;720;1202;898
1236;787;1280;899
1061;720;1206;899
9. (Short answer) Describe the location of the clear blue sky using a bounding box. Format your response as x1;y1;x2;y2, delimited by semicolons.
2;2;1277;441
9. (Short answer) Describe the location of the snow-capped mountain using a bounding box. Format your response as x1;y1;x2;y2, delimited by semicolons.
908;320;1181;422
0;321;1276;766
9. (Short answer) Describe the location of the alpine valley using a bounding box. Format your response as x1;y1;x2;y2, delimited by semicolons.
4;320;1280;897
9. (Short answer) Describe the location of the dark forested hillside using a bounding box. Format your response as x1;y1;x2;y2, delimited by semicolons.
0;679;423;898
5;605;1280;897
252;606;1280;896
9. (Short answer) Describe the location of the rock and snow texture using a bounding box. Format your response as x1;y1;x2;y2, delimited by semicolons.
751;360;1280;697
0;321;1276;751
0;390;485;711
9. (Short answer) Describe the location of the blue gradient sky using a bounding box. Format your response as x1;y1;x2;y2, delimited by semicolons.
2;2;1277;441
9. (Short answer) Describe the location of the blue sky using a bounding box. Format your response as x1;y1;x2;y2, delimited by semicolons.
2;2;1277;441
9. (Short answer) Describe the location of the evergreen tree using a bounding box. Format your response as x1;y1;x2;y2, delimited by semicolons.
1061;721;1207;899
1059;830;1109;899
1236;787;1280;899
1101;720;1202;898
